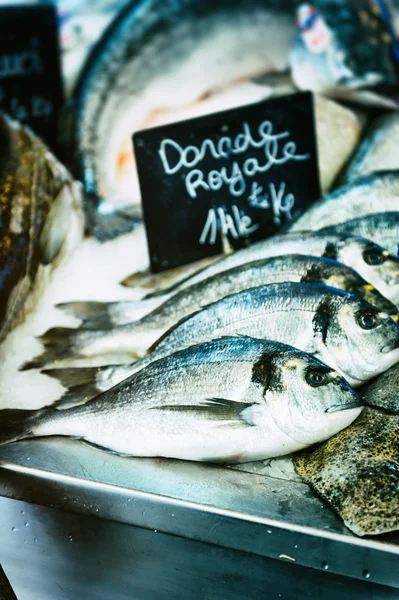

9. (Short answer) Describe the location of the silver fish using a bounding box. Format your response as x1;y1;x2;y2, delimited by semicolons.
144;232;399;308
0;113;84;343
288;170;399;232
319;212;399;258
43;283;399;406
1;337;363;463
58;254;397;330
294;407;399;536
359;362;399;414
340;112;399;185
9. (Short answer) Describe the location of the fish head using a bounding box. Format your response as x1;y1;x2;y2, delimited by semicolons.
266;353;363;445
337;238;399;306
290;1;397;93
323;295;399;385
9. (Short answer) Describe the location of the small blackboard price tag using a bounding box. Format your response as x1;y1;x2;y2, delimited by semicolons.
0;3;63;151
134;92;320;273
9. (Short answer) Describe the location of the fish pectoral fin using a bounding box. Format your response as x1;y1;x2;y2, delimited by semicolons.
153;397;255;427
39;184;74;265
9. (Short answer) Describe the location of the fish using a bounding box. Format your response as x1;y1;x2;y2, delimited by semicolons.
143;232;399;308
319;212;399;258
0;564;18;600
41;283;399;405
0;112;85;344
287;170;399;233
58;254;398;330
0;337;363;463
67;0;391;212
339;111;399;185
294;407;399;536
359;362;399;413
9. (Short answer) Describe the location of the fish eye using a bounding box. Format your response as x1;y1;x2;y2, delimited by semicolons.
305;370;328;387
362;248;385;266
356;311;378;330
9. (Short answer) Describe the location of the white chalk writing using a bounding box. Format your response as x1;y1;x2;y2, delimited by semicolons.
248;181;295;225
158;119;310;200
0;39;43;79
200;205;259;246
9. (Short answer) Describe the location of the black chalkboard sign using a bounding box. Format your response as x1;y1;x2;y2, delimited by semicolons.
0;4;63;151
134;92;320;273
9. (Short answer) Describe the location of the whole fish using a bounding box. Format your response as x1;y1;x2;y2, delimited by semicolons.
0;113;85;343
340;112;399;185
143;232;399;308
42;283;399;406
1;337;363;462
68;0;394;211
58;254;397;330
294;407;399;536
359;362;399;414
287;170;399;233
319;212;399;258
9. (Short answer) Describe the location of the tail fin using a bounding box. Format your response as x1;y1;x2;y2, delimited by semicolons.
0;409;39;445
57;301;118;329
56;298;161;329
43;367;102;406
21;327;85;370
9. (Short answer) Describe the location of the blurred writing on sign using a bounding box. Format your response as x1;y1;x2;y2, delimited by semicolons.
134;92;320;273
0;4;63;151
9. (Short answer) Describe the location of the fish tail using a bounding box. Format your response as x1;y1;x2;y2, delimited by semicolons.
0;408;47;445
56;298;160;329
42;367;103;406
57;301;118;329
21;327;88;370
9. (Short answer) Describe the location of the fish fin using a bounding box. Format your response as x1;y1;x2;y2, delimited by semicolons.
0;409;39;445
42;367;102;406
153;397;254;427
142;264;211;298
84;194;141;241
39;184;73;265
56;301;117;330
20;327;82;370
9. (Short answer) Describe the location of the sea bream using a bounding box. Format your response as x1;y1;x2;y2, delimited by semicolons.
0;113;85;343
287;170;399;232
294;407;399;536
68;0;396;212
41;283;399;407
58;254;397;330
143;232;399;307
319;212;399;258
0;337;363;463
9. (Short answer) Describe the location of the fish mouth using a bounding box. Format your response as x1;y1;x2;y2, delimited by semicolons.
381;339;399;353
336;72;383;90
326;400;363;413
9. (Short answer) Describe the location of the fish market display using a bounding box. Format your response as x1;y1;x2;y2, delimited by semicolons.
340;112;399;185
0;337;363;462
294;408;399;536
69;0;395;210
59;254;397;330
320;212;399;258
359;362;399;414
143;232;399;307
41;283;399;406
287;170;399;233
0;113;84;343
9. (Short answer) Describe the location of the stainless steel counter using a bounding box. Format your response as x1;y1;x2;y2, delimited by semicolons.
0;438;398;599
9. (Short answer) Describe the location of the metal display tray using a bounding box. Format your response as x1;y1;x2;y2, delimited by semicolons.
0;437;398;597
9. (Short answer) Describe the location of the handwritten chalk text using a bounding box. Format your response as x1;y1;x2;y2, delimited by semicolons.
0;39;43;79
200;205;259;246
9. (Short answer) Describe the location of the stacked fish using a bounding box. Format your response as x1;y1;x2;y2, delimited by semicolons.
1;108;397;537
